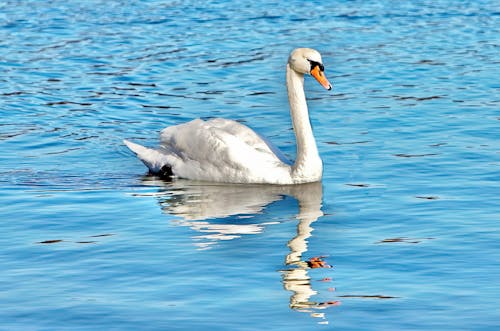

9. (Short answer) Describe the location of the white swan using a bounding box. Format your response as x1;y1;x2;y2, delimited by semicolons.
124;48;331;184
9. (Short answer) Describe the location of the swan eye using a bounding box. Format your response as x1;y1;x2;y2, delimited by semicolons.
307;59;324;72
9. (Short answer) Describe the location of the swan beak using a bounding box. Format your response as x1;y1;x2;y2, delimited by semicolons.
311;66;332;90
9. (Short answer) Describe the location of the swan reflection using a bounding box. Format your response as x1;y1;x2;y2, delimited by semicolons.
138;177;335;322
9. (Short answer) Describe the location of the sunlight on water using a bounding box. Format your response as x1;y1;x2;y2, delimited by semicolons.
0;0;498;330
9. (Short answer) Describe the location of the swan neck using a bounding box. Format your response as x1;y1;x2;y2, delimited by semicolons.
286;64;322;182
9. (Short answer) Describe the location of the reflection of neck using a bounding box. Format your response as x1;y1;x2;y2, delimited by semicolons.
285;182;323;264
286;64;322;182
282;182;323;309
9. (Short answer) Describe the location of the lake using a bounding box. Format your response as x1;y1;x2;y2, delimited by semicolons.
0;0;499;330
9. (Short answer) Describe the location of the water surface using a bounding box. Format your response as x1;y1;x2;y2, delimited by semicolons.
1;0;499;330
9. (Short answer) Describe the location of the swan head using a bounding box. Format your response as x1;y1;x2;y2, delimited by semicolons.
288;48;332;90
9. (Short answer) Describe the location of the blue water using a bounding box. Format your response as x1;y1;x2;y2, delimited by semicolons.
1;0;499;330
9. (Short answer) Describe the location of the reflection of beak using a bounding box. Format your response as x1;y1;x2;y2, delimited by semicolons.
311;66;332;90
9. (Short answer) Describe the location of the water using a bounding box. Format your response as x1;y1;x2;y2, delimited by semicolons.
1;0;499;330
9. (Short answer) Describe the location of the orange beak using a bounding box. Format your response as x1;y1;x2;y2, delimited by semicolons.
311;65;332;90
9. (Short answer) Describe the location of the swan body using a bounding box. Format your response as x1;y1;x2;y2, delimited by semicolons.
124;48;331;184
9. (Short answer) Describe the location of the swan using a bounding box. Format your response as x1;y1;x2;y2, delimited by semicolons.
124;48;332;184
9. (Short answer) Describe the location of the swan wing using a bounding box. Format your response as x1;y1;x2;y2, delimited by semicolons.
159;118;291;183
204;118;291;165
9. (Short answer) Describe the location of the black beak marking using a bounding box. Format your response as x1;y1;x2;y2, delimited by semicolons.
307;59;324;72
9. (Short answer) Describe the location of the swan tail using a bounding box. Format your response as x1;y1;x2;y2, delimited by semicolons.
123;140;173;177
